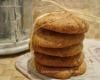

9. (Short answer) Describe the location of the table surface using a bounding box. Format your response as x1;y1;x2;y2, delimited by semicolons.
0;52;29;80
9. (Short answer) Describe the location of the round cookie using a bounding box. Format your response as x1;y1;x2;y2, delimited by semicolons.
33;29;84;48
34;52;84;67
35;11;89;34
35;61;86;79
73;62;87;76
35;61;72;79
33;44;83;57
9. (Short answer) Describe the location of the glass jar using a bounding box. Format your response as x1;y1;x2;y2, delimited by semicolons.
0;0;33;55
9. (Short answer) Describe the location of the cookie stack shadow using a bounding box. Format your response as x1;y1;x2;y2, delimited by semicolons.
31;11;89;79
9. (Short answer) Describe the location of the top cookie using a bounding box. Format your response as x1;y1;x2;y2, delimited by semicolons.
35;11;89;34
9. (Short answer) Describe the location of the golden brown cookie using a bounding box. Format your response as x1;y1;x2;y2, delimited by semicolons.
35;61;72;79
33;43;83;57
35;11;89;34
35;61;86;79
72;62;86;76
33;29;84;48
34;52;84;67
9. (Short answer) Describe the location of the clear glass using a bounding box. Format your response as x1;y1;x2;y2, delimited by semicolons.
0;0;33;54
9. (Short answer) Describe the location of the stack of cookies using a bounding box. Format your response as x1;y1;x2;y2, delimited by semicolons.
31;11;89;79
